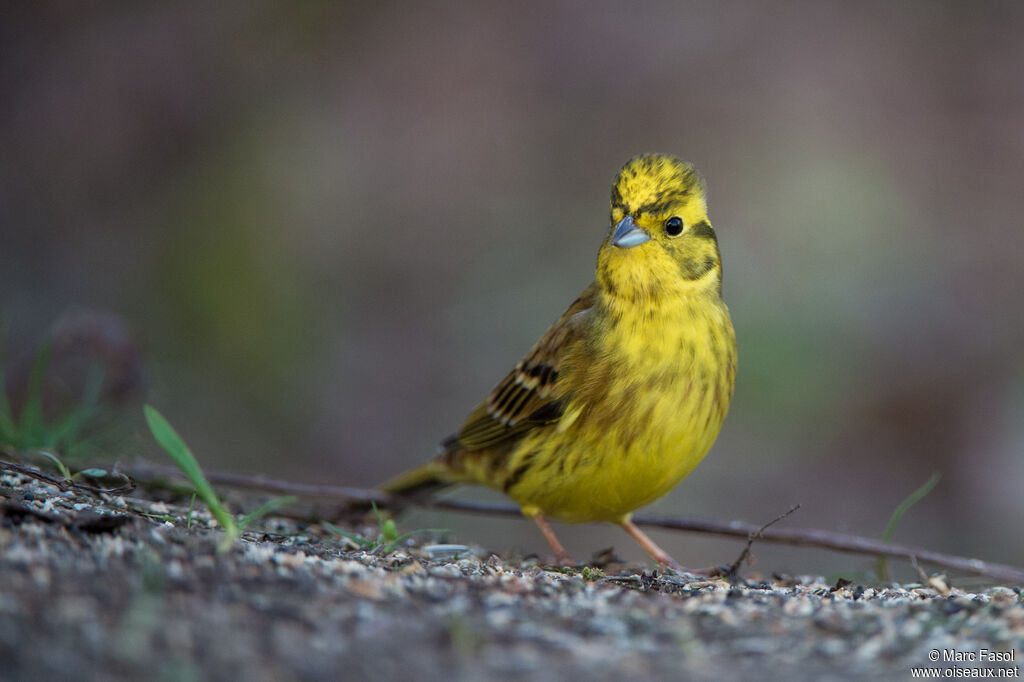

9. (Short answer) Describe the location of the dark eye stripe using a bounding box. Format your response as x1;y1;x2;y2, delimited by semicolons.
690;220;716;241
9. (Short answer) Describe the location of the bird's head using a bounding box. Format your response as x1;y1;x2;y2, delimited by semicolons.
597;154;722;303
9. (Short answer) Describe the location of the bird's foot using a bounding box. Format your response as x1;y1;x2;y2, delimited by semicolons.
617;518;727;577
531;513;577;567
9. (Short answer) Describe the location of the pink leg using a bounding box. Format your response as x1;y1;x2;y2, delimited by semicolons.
531;513;575;566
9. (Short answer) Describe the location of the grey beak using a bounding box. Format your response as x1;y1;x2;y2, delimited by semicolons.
611;215;650;248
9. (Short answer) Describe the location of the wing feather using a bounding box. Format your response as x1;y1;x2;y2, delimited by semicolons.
454;283;596;451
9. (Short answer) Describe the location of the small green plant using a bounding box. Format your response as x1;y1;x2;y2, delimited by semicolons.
144;405;238;541
0;345;105;458
324;503;446;554
132;510;178;523
876;471;942;581
545;565;576;575
238;495;297;530
322;522;372;549
29;450;109;481
144;404;296;550
581;566;605;581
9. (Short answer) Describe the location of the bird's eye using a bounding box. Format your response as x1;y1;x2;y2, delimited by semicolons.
664;216;684;236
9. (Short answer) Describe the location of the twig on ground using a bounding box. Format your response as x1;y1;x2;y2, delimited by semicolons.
911;555;951;596
118;460;1024;585
910;555;930;584
725;504;801;581
128;460;386;504
0;457;135;496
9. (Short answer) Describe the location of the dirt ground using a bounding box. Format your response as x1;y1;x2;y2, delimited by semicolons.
1;468;1021;682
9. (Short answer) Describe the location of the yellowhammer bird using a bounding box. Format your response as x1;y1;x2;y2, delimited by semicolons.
382;153;737;567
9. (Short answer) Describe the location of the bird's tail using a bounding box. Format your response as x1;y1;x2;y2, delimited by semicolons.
378;460;453;501
378;434;462;504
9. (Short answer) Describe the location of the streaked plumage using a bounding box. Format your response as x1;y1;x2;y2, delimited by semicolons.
382;154;737;567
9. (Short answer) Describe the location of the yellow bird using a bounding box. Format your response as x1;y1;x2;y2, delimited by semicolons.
382;154;737;567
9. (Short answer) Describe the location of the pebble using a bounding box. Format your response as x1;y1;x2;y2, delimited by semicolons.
422;544;470;560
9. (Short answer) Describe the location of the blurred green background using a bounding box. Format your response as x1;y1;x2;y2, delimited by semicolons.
3;1;1022;578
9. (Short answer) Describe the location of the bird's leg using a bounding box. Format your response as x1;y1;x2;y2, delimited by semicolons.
618;518;679;568
618;519;726;576
531;513;575;566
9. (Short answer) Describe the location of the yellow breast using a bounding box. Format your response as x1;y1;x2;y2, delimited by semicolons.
505;292;736;523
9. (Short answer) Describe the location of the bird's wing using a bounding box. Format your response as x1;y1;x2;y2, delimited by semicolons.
454;283;596;451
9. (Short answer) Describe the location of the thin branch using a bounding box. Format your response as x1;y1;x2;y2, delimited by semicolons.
0;458;135;496
122;460;1024;585
632;512;1024;585
128;460;388;503
725;503;801;579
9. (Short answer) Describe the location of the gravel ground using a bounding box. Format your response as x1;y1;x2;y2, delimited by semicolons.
1;469;1021;682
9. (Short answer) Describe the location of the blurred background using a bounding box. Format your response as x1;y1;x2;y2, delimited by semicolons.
2;1;1022;579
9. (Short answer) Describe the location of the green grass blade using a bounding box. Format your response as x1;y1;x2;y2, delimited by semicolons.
876;471;941;581
238;496;299;531
380;528;450;554
19;345;51;446
323;521;372;548
33;450;71;479
143;404;236;537
881;472;941;543
0;371;16;440
49;364;105;455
